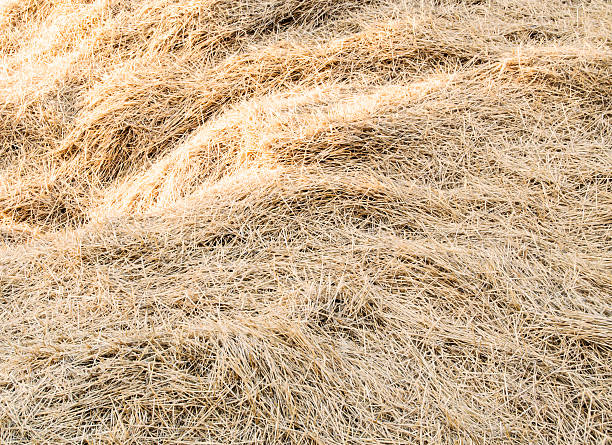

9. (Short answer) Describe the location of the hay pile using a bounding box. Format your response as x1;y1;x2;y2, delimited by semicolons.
1;0;611;443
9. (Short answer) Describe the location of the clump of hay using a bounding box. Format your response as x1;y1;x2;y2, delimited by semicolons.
0;0;611;443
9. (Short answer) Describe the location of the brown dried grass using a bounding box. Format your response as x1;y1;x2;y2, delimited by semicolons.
0;0;611;443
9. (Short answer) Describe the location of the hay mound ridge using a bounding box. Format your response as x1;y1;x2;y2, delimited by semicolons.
0;0;611;443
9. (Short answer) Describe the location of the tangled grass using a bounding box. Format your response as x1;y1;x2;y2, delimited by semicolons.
0;0;611;443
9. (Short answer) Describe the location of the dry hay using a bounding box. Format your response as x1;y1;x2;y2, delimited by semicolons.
0;0;611;443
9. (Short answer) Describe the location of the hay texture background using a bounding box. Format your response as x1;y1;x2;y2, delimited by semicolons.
0;0;611;443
